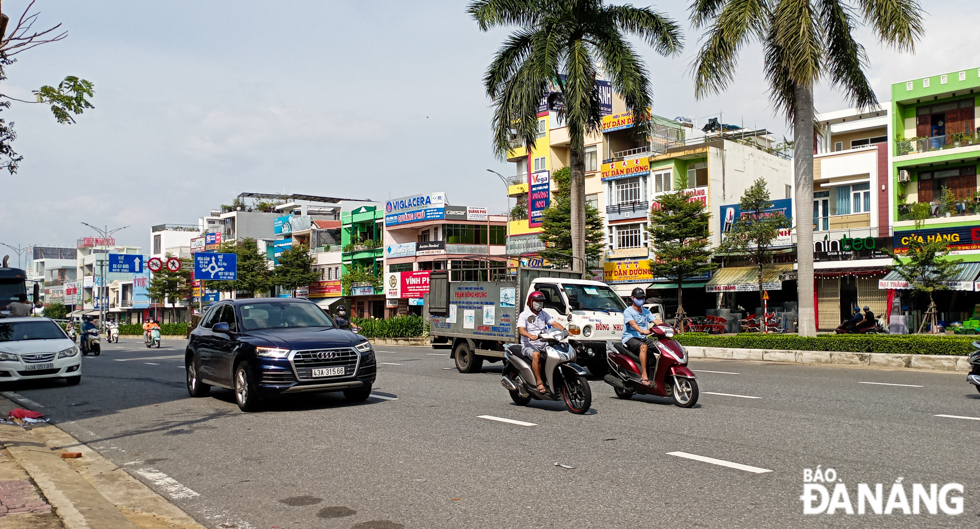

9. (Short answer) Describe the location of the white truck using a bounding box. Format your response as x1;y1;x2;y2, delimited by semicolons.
426;268;628;375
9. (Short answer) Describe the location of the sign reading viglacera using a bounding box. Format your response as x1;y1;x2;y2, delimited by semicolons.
194;253;238;281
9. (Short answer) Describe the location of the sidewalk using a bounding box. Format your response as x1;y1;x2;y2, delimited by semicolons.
0;396;206;529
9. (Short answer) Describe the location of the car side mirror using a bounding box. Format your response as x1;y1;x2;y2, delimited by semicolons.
212;322;231;334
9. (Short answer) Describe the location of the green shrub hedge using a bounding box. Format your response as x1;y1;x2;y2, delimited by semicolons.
675;333;975;356
118;323;188;336
352;315;426;338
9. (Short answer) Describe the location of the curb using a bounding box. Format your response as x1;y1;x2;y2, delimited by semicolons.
687;346;970;372
367;337;430;346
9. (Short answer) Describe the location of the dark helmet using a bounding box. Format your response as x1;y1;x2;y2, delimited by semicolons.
853;307;861;313
336;305;347;313
863;306;870;311
631;287;646;299
527;291;546;307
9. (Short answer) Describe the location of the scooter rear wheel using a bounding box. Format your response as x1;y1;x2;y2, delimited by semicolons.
505;370;531;406
613;386;634;400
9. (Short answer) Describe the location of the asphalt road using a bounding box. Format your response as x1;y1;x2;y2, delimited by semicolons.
1;337;978;529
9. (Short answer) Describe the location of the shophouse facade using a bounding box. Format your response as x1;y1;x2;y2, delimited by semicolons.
24;246;77;307
383;192;507;316
342;205;385;319
885;66;980;325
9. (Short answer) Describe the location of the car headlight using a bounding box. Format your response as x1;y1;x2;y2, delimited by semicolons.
255;347;290;358
0;351;17;362
58;347;79;358
582;325;593;338
355;341;372;353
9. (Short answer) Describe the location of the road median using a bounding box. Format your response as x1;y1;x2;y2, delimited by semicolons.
688;346;971;372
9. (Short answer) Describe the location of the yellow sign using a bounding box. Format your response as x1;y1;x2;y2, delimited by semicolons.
602;111;637;132
604;260;653;284
763;291;769;300
601;158;651;181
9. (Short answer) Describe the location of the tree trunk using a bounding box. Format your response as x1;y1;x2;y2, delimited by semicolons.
794;82;817;336
569;134;586;273
758;261;764;315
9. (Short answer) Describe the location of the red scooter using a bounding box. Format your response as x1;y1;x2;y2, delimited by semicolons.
603;324;699;407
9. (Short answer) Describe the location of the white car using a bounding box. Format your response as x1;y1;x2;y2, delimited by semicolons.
0;317;81;385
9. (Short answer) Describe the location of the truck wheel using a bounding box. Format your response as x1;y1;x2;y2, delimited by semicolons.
453;342;483;373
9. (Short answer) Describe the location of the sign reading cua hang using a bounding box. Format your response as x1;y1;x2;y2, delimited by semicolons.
893;225;980;254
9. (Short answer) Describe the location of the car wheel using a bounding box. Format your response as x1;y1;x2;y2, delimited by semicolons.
65;376;81;386
343;383;372;402
186;357;210;398
453;342;483;373
234;361;261;412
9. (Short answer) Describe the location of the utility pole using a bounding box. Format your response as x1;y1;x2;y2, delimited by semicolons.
486;169;513;273
81;222;128;330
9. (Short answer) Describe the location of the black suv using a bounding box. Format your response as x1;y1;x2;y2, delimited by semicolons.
185;299;376;411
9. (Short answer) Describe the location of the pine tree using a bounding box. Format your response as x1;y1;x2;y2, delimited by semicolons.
718;179;790;310
273;244;320;297
539;168;604;269
647;181;717;320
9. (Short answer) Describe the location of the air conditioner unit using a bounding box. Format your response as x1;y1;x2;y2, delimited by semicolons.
898;169;910;183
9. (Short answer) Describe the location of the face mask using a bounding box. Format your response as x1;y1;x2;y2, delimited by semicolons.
338;311;346;317
532;301;544;312
633;298;644;307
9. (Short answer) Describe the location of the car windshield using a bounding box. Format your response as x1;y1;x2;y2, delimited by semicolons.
239;302;336;331
560;283;628;312
0;321;67;342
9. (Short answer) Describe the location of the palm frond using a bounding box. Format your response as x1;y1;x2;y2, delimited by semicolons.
856;0;924;52
468;0;544;31
563;39;600;141
770;0;821;87
489;60;548;159
605;5;684;57
689;0;733;29
820;0;878;111
762;24;798;120
484;29;536;99
690;0;769;99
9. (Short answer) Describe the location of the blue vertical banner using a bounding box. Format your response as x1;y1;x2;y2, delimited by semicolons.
132;265;151;309
528;171;551;228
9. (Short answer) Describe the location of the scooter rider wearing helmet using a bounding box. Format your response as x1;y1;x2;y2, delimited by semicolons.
333;305;361;333
517;291;566;394
843;307;863;332
858;305;876;331
623;287;664;387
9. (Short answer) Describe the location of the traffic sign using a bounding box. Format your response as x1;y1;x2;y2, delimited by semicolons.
166;257;182;272
147;257;163;272
194;252;237;281
762;290;769;301
108;254;143;273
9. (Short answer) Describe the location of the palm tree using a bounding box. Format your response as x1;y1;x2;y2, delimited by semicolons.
469;0;682;272
690;0;923;336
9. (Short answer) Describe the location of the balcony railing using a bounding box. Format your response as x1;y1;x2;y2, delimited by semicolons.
898;198;980;221
606;201;650;215
151;224;198;232
508;174;528;185
897;132;980;156
612;145;651;158
121;299;133;308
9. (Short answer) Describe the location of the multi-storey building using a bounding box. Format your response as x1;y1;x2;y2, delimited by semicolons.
383;192;507;316
883;66;980;324
24;246;77;307
342;205;385;318
73;237;142;321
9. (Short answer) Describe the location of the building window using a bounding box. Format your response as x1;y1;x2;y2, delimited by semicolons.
153;235;161;255
389;263;413;273
586;194;599;210
850;136;887;147
654;170;672;193
585;146;598;172
536;119;546;138
533;157;546;172
327;268;332;280
617;224;642;249
687;162;707;187
917;166;977;203
785;184;792;199
834;142;843;151
833;183;871;215
615;178;641;205
444;224;506;245
449;260;507;282
419;230;430;243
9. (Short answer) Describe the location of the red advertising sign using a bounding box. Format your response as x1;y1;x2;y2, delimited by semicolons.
308;280;342;299
401;271;431;297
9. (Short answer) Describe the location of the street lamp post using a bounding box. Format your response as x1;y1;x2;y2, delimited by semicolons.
0;242;26;269
486;169;513;268
81;223;128;330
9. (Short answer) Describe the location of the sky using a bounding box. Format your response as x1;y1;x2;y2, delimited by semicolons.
0;0;970;253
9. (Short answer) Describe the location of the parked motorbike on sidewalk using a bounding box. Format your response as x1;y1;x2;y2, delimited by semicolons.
80;328;101;356
602;324;699;408
145;328;161;348
967;342;980;394
500;329;593;414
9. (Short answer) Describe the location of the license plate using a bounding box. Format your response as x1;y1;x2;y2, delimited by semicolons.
312;367;345;377
24;363;54;371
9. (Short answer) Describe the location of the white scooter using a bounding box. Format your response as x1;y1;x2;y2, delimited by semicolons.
105;324;119;344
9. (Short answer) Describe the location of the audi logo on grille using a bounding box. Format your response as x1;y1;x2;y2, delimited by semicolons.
315;351;339;360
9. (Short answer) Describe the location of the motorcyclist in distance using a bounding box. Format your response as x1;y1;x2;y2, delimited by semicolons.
333;305;361;333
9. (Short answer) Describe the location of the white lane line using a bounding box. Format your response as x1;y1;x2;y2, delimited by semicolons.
379;362;402;366
145;362;160;366
702;391;761;399
935;414;980;421
370;394;398;401
478;415;537;427
377;351;398;354
858;382;923;388
114;354;183;362
135;468;200;500
696;370;740;375
442;367;455;370
426;353;444;356
667;451;771;474
0;391;45;409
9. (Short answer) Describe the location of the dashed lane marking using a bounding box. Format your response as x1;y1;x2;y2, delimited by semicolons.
696;370;739;375
667;451;771;474
379;362;402;366
134;468;200;500
145;362;160;365
935;414;980;421
442;367;455;370
702;391;761;399
370;394;398;401
478;415;537;427
426;353;444;356
858;381;923;388
114;354;183;362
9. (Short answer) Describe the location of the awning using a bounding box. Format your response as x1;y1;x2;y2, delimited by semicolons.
648;282;709;290
705;264;793;293
878;262;980;291
315;297;342;309
611;283;643;296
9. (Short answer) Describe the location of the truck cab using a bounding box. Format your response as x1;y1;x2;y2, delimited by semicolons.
0;258;30;316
